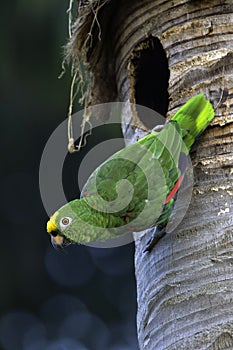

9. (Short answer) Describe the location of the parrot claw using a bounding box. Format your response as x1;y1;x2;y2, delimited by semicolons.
151;124;164;133
143;226;166;253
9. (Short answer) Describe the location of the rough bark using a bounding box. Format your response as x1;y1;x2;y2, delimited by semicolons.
69;1;233;349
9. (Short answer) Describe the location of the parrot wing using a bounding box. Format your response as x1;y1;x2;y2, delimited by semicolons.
81;121;186;231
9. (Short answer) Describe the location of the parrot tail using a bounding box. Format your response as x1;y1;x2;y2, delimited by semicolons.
171;94;214;150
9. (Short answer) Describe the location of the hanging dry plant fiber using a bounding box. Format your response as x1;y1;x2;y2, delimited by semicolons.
64;0;119;152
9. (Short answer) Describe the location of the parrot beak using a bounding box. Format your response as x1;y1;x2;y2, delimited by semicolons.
46;212;71;252
51;235;65;252
50;235;71;253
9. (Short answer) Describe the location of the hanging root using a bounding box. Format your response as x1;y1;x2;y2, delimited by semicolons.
84;0;103;49
67;65;93;153
59;0;109;153
58;0;75;80
67;71;77;152
67;0;75;39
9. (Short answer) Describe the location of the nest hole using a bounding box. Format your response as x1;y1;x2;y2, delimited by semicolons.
132;36;170;128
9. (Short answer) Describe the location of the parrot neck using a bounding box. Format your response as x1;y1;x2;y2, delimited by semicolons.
67;197;126;244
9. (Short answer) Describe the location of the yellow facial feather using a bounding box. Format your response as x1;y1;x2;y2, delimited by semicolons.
47;212;59;233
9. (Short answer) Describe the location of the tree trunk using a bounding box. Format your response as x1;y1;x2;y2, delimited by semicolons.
116;2;233;349
69;1;233;349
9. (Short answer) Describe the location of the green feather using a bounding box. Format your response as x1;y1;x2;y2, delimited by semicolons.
47;94;214;246
171;93;214;150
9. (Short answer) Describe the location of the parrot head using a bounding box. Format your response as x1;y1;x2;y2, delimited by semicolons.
46;205;78;250
46;198;108;250
46;197;125;250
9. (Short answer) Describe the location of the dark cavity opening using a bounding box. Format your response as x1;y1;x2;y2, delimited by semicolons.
132;36;170;128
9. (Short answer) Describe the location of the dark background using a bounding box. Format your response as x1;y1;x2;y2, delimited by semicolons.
0;1;138;349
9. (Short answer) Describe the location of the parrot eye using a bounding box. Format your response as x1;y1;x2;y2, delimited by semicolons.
60;217;72;231
62;218;70;225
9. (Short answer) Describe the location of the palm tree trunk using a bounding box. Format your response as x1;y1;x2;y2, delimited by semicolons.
69;0;233;348
116;2;233;349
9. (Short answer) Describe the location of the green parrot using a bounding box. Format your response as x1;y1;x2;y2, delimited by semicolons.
46;94;214;251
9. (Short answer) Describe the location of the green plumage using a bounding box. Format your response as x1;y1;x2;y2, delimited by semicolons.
47;94;214;246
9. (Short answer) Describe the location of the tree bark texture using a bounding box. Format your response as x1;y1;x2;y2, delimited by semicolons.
70;1;233;349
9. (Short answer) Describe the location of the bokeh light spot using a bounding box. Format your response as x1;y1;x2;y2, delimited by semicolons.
45;338;88;350
0;311;40;350
59;311;92;340
45;246;95;287
88;245;134;275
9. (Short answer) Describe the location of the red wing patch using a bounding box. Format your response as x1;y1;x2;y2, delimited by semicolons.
124;211;131;224
164;174;184;205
